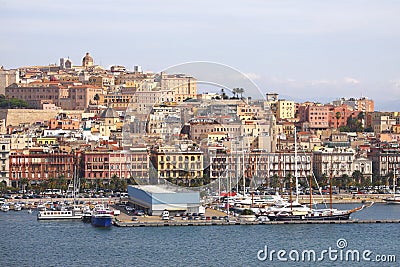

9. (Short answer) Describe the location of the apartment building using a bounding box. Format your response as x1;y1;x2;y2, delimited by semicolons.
9;148;75;188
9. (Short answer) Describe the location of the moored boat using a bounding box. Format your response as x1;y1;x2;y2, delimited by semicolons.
37;210;83;220
1;203;10;212
82;206;92;223
13;203;22;211
91;209;113;227
383;196;400;204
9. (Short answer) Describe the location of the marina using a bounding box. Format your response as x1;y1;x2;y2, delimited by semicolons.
0;203;399;267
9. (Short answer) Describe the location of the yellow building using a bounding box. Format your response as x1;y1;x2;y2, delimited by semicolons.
150;145;204;185
99;107;121;137
36;137;58;146
276;100;295;121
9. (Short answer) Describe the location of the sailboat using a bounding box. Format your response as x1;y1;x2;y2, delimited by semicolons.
267;129;364;221
383;166;400;204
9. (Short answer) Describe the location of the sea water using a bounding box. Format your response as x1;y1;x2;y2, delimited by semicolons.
0;203;399;267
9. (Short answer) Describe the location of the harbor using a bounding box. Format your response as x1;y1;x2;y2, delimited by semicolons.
1;202;399;267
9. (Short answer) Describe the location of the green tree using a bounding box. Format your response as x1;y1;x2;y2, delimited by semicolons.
57;175;67;193
220;88;228;100
94;94;100;105
232;88;238;99
335;111;341;129
80;177;88;192
317;173;328;188
352;170;364;185
48;177;56;191
270;174;280;190
110;174;120;191
20;178;29;194
236;88;244;99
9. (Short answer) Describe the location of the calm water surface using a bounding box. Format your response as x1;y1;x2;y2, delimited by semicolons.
0;203;399;267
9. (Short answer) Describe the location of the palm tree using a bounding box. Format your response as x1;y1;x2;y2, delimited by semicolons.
236;88;244;99
232;88;238;99
80;177;88;192
220;88;228;100
352;170;364;185
20;178;29;194
57;175;66;194
317;173;328;188
110;174;120;191
270;174;280;190
48;177;56;191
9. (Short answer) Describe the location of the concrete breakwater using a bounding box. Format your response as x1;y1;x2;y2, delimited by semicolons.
114;219;400;227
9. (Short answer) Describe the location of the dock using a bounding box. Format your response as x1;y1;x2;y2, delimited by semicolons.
113;219;400;227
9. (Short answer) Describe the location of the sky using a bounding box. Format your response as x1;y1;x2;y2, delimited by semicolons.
1;0;400;110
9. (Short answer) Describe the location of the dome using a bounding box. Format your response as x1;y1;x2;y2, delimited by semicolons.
100;107;119;118
82;52;94;67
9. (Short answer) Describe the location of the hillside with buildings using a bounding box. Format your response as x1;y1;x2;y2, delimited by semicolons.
0;53;399;194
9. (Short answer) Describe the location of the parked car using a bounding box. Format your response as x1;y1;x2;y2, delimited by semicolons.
134;210;144;216
125;206;134;211
132;216;138;221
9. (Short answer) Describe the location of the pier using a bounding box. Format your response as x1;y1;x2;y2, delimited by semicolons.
113;219;400;227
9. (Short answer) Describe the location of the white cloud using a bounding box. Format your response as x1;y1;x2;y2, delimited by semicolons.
389;79;400;88
310;80;332;86
344;77;360;84
244;72;261;80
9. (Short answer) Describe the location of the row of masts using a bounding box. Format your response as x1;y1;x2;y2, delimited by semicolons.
223;128;336;212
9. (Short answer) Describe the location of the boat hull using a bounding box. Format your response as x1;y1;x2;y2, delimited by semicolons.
91;216;112;227
383;199;400;204
37;210;82;220
82;214;92;223
267;213;351;221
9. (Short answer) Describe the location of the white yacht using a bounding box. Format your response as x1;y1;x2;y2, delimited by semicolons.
13;203;22;211
1;203;10;212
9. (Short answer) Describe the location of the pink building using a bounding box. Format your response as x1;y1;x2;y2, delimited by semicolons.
298;103;329;131
81;147;149;181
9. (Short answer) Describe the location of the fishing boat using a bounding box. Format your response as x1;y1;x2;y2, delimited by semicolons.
91;209;113;227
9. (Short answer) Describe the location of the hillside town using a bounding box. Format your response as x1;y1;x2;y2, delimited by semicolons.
0;52;399;195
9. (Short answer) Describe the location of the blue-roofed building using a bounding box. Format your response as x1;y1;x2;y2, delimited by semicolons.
127;185;200;215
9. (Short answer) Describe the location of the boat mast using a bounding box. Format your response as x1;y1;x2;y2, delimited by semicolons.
309;175;312;210
294;128;299;203
242;139;245;197
394;162;396;198
330;151;333;215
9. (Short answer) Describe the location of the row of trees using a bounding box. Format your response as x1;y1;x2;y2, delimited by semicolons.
214;88;245;100
2;174;130;195
0;95;29;108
